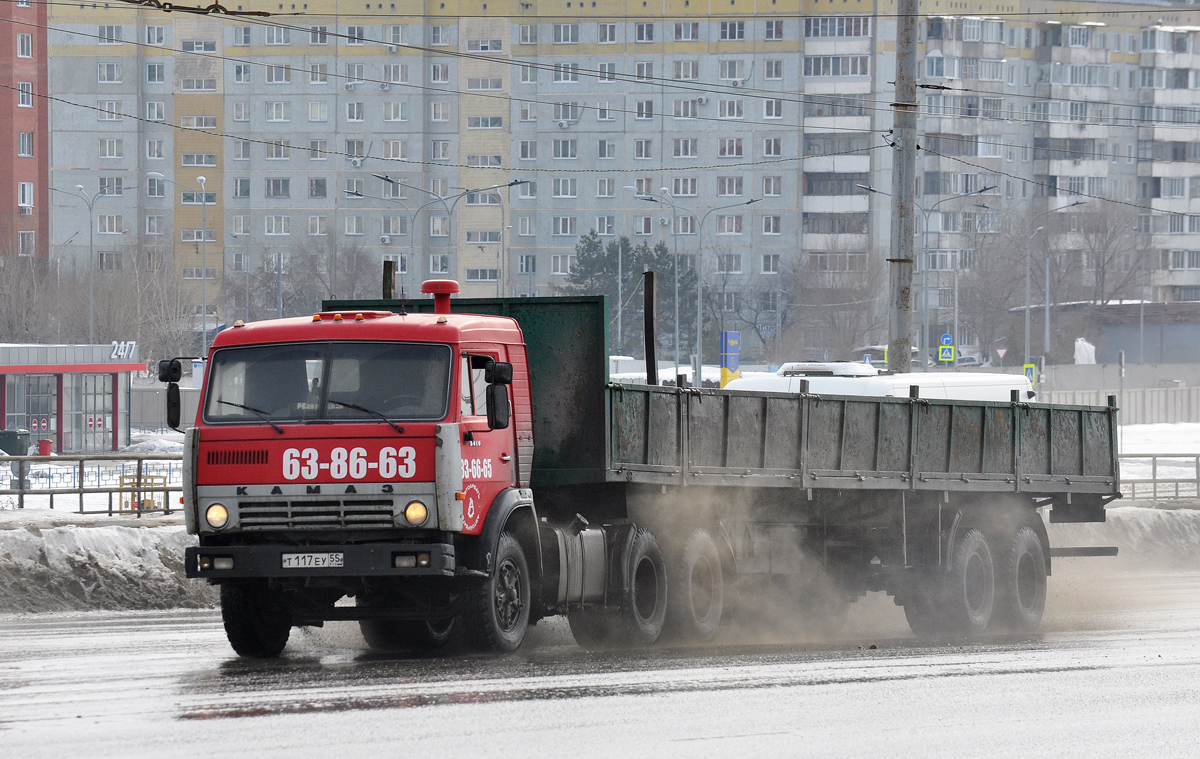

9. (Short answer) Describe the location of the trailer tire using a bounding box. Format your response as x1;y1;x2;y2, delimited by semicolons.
666;528;724;642
465;532;530;653
221;582;291;658
941;528;996;635
994;525;1047;634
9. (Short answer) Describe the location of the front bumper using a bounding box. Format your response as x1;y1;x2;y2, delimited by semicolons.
185;541;456;579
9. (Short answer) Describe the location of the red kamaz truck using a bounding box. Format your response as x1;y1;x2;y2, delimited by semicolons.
162;281;1119;657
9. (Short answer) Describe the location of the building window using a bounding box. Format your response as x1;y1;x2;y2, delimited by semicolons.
17;181;34;207
467;115;503;129
265;216;290;235
677;216;697;235
764;99;783;119
762;217;782;235
430;102;449;121
383;140;408;160
308;140;327;160
97;63;122;83
383;216;407;235
98;138;123;158
232;64;250;83
803;56;870;77
763;138;782;157
309;216;327;235
265;66;290;84
717;176;743;196
234;140;251;160
720;21;745;41
145;101;164;121
308;101;328;122
147;26;166;45
765;20;784;40
265;178;290;198
267;140;291;159
718;139;743;158
18;132;33;157
99;253;123;270
674;138;698;158
763;176;782;196
467;38;502;52
345;216;363;236
429;217;449;237
635;61;654;81
99;177;123;196
146;177;166;198
553;178;577;198
429;254;450;274
97;215;124;234
98;25;122;44
635;23;654;42
595;216;615;236
310;63;328;83
180;230;216;243
634;139;652;159
717;216;743;235
181;77;216;91
232;178;250;198
346;25;365;44
17;33;32;58
519;254;536;273
431;140;450;160
310;26;328;44
675;22;699;41
180;190;216;205
181;115;217;129
804;17;870;38
18;83;32;108
553;139;577;159
265;25;291;45
552;217;577;236
346;102;364;121
718;60;745;80
384;102;408;121
553;23;579;44
719;99;744;119
233;102;249;121
674;60;698;80
552;254;576;274
520;140;538;160
634;216;653;235
553;63;580;82
765;60;783;80
180;39;215;53
146;216;164;235
672;177;698;196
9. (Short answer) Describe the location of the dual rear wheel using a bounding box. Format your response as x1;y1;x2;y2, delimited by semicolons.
904;513;1047;638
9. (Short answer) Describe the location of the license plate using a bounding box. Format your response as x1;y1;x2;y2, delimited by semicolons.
281;552;344;569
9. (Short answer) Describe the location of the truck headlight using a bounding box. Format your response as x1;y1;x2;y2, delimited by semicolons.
205;503;229;529
404;500;428;526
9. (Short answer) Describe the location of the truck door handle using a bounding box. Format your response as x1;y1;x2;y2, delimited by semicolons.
500;454;512;462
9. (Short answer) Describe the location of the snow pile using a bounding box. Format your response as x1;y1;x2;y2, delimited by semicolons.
0;520;215;613
122;438;184;454
1050;506;1200;569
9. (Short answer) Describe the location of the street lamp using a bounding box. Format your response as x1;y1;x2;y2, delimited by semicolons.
691;199;761;383
147;172;211;356
48;185;112;343
981;201;1085;365
859;183;995;369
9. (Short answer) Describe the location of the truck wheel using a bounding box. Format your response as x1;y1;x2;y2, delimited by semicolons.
666;528;724;642
221;582;291;658
994;525;1047;633
941;528;996;635
902;586;946;638
465;532;530;653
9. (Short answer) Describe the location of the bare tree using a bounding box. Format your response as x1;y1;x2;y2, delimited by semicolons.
785;243;887;361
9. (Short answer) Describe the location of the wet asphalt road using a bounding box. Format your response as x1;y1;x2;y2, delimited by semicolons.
1;566;1198;759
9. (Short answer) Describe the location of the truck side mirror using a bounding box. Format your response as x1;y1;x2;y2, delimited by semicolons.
166;382;181;430
486;383;510;430
485;361;513;385
158;358;182;383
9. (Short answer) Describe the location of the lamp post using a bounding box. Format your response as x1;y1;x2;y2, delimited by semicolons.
982;201;1085;365
859;184;995;369
49;185;113;343
147;172;210;355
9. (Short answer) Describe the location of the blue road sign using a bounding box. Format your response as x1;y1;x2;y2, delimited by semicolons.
940;333;953;346
939;346;955;362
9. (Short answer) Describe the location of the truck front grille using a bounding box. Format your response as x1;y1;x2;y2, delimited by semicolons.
207;449;269;466
236;499;395;530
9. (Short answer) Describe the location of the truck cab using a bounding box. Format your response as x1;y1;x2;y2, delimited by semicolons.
176;281;544;656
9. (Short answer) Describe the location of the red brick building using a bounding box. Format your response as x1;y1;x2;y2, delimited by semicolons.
1;0;48;259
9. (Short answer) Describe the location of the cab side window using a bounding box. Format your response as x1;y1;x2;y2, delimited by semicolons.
459;354;494;417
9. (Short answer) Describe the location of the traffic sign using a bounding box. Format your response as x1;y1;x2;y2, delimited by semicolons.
1024;363;1036;383
940;333;953;346
938;346;955;362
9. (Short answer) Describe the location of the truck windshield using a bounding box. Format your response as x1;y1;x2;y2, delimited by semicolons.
204;342;453;424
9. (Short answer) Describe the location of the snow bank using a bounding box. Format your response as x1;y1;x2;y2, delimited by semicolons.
1050;506;1200;569
0;516;215;613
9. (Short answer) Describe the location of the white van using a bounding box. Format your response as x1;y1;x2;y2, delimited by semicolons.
726;363;1036;402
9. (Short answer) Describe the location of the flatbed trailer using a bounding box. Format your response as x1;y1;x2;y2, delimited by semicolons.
173;288;1119;657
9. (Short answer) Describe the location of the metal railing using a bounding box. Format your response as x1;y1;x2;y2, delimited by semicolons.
1118;454;1200;501
0;453;184;515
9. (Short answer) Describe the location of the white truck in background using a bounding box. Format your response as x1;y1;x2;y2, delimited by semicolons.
727;362;1036;403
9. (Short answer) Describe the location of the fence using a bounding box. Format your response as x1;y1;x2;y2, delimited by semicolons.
1118;453;1200;501
0;453;184;515
1046;387;1200;426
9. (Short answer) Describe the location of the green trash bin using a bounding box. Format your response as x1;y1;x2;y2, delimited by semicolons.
0;429;30;479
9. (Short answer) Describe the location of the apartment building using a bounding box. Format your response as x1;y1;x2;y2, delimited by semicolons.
2;0;49;260
42;1;1200;359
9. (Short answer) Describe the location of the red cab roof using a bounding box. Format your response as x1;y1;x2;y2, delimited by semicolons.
211;310;524;351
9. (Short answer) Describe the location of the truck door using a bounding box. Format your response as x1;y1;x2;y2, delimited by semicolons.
458;348;515;534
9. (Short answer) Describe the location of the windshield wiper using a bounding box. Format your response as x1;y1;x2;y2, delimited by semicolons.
217;399;285;434
327;400;405;435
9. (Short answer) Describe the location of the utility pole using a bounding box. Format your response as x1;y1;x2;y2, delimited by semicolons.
888;0;919;373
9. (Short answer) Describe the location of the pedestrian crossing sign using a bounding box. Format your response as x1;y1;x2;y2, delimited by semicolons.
938;345;955;363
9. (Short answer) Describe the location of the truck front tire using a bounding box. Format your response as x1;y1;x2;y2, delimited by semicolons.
465;532;530;652
220;582;291;658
